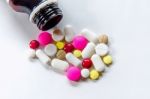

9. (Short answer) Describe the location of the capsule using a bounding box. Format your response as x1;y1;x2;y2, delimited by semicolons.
91;54;105;72
36;49;51;65
81;42;96;58
64;25;74;42
51;59;69;72
80;29;98;43
66;53;81;67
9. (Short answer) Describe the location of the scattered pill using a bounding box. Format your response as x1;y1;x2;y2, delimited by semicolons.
56;41;65;50
73;50;82;58
91;54;105;72
81;29;98;43
99;34;108;44
66;53;81;67
51;59;69;72
52;28;64;41
64;43;74;53
36;49;51;65
72;35;88;50
44;44;57;57
82;58;92;69
81;69;90;78
66;66;81;81
56;50;66;60
29;40;39;49
82;42;96;58
95;43;109;56
26;49;36;59
64;25;74;42
103;55;113;65
38;32;53;45
90;70;101;80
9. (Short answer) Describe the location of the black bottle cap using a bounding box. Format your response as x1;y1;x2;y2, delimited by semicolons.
33;3;63;31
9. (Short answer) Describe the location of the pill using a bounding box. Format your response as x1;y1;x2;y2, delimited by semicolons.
51;59;69;72
80;29;98;43
56;50;66;60
38;32;53;45
66;66;81;81
52;28;64;41
82;58;93;69
29;40;40;49
36;49;51;65
64;25;75;42
66;53;81;67
44;44;57;57
91;54;105;72
81;69;90;78
56;41;65;50
64;43;74;53
81;42;96;58
26;49;36;60
99;34;108;44
103;55;113;65
95;43;109;56
73;50;82;58
72;35;88;50
90;70;101;80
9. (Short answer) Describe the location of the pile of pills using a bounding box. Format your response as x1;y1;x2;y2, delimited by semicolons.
27;25;113;82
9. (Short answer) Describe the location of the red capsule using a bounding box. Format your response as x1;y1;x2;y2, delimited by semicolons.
29;40;40;49
64;43;74;53
82;58;93;69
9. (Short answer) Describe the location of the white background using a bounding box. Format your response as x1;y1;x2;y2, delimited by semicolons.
0;0;150;99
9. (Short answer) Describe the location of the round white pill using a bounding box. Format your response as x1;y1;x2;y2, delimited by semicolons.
26;49;36;60
81;69;90;78
52;28;64;41
44;44;57;57
95;43;109;56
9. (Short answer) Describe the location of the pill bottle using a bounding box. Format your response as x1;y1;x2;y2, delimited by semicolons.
7;0;63;31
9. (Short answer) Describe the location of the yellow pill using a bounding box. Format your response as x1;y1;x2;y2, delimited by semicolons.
90;70;100;80
103;55;113;65
73;50;82;58
56;42;65;50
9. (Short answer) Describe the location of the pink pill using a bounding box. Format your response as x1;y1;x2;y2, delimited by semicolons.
38;32;53;45
72;35;88;50
66;66;81;81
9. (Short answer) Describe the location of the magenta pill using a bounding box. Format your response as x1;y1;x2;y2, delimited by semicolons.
72;35;88;50
38;32;53;45
66;66;81;81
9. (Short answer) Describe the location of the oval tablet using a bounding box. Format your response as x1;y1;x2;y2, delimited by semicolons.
81;29;98;43
36;49;51;65
44;44;57;57
81;42;96;58
66;53;81;67
52;28;64;41
91;54;105;72
51;59;69;72
95;43;109;56
64;25;74;42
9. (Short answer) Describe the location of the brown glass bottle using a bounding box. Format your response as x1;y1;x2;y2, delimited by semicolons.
7;0;63;30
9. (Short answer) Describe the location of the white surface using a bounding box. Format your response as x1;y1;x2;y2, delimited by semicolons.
0;0;150;99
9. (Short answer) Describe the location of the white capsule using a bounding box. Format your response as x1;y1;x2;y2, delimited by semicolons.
66;53;81;67
51;59;69;72
81;42;96;58
64;25;75;42
95;43;109;56
44;44;57;57
52;28;64;41
36;49;51;65
26;49;36;60
80;29;98;43
91;54;105;72
81;69;90;78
